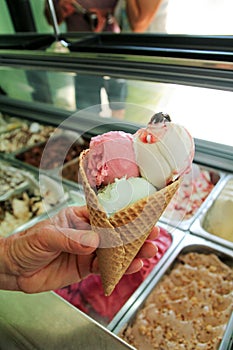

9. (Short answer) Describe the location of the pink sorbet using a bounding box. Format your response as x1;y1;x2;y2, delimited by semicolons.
86;131;139;187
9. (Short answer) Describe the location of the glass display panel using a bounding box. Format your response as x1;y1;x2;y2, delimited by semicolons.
1;67;232;147
0;67;76;110
122;80;233;147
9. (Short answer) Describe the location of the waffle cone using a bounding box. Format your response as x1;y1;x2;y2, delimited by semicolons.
79;149;180;295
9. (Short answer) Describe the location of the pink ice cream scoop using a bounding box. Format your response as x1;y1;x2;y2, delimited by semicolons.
133;112;195;189
85;131;139;187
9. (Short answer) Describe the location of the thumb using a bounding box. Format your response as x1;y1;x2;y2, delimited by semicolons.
40;227;99;255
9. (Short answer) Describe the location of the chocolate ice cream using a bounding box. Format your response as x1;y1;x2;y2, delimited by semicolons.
16;134;89;170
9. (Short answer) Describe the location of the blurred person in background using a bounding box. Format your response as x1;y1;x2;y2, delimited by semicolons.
125;0;164;32
44;0;162;118
146;0;169;33
45;0;163;33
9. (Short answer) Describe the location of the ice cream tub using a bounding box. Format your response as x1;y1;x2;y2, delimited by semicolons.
159;163;224;231
190;174;233;250
59;134;92;184
53;224;185;330
14;130;89;177
0;114;23;135
60;156;81;184
113;234;233;350
9;199;69;237
0;166;69;237
0;186;46;237
0;120;56;154
0;161;29;201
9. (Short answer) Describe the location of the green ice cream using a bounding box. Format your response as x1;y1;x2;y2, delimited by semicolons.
97;177;157;216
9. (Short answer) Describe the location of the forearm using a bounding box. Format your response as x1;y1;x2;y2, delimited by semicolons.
44;0;76;25
0;236;19;291
126;0;163;32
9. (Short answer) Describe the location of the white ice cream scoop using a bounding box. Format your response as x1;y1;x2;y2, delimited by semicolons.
133;112;195;189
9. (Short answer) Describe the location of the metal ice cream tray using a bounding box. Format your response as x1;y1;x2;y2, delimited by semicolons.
0;115;25;135
11;129;88;176
113;234;233;350
0;119;56;154
190;174;233;250
0;158;69;237
159;164;225;231
0;160;29;201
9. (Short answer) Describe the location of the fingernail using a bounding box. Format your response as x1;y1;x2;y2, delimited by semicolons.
151;241;158;253
138;259;144;269
80;231;98;248
134;259;143;272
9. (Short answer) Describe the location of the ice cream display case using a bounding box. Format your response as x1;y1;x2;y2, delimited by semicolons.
0;32;233;349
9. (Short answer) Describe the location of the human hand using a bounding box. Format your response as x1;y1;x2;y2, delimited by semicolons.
0;206;158;293
44;0;76;25
58;0;77;18
0;206;96;293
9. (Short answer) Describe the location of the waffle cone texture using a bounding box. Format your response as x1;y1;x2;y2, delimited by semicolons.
79;149;180;296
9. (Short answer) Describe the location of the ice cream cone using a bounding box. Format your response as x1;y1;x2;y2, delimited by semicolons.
79;149;180;295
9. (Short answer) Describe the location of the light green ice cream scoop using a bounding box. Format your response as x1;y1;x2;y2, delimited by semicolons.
97;177;157;217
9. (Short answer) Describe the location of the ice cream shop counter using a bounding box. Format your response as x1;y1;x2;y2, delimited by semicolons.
0;33;233;349
0;290;134;350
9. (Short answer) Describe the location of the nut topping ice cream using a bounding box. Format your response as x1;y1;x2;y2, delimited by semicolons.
121;252;233;350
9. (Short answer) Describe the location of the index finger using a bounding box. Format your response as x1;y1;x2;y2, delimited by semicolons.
146;226;160;241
